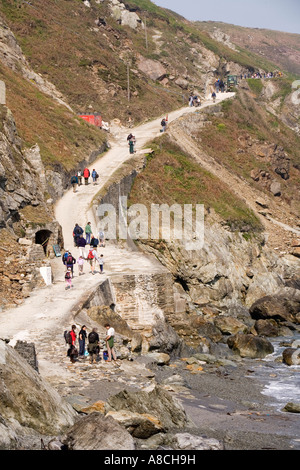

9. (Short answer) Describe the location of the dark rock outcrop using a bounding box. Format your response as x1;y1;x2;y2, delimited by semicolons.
227;332;274;358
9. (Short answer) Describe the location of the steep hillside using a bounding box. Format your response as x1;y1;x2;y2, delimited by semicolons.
0;0;282;127
127;86;300;345
0;0;299;309
196;21;300;77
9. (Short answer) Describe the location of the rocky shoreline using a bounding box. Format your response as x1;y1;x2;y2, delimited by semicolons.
37;333;300;451
1;324;300;452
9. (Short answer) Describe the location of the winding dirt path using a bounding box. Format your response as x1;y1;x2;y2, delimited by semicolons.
0;92;235;375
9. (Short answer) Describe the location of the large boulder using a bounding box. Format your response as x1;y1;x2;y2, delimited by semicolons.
282;348;300;366
106;410;164;439
62;413;135;450
227;332;274;358
0;340;76;449
214;316;248;335
249;292;300;324
170;433;224;450
105;385;188;430
137;55;167;81
254;319;280;337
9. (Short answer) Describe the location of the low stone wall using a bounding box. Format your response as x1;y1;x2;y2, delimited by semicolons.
71;278;116;321
14;340;38;372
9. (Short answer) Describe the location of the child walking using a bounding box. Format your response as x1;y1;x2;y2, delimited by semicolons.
77;255;85;276
65;268;74;289
99;254;104;274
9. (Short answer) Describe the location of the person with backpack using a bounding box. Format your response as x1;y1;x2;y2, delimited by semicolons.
62;250;69;265
83;167;90;185
71;175;78;193
65;268;73;289
92;169;98;185
66;251;76;278
87;328;100;364
161;117;167;132
87;246;97;274
128;135;136;154
90;235;99;248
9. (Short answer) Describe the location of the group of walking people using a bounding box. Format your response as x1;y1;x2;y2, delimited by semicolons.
70;167;99;192
66;323;118;365
63;222;106;288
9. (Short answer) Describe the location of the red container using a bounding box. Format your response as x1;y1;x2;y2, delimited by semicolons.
79;113;102;128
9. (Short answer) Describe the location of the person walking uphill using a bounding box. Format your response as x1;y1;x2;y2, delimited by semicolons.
77;234;87;259
73;223;83;247
83;167;90;185
71;174;78;193
92;169;98;185
65;268;73;290
77;169;82;186
85;222;92;244
65;251;76;278
87;245;97;274
128;134;136;154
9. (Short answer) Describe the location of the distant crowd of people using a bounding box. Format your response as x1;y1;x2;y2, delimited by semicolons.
240;71;283;80
70;167;99;192
63;222;106;289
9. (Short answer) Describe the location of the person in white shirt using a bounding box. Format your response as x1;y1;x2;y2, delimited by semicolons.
104;323;117;362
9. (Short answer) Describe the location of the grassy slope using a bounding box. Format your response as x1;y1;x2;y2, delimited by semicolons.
0;0;283;127
194;88;300;214
128;84;300;232
0;61;106;171
128;135;263;233
0;0;184;124
0;0;299;221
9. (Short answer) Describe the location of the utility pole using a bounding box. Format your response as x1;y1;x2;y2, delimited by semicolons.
145;17;148;51
127;62;130;102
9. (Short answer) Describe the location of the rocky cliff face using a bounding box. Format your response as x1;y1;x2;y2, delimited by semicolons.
0;105;64;308
0;339;76;449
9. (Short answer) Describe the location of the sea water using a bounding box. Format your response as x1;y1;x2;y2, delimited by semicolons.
252;333;300;410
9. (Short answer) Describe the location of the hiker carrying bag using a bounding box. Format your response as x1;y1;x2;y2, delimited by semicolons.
64;330;73;345
88;331;98;343
66;255;73;265
87;250;94;260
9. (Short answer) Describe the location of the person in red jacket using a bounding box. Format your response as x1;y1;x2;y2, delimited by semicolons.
83;167;90;185
68;325;78;363
70;324;77;346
